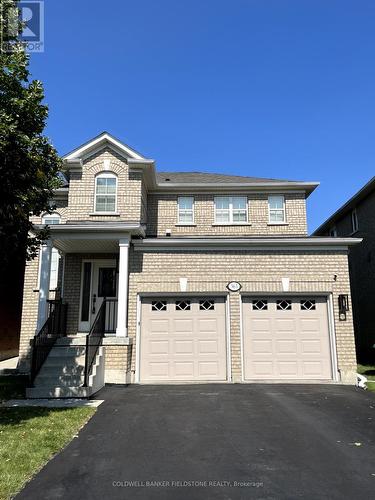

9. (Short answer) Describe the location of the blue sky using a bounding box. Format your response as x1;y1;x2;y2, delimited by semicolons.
29;0;375;232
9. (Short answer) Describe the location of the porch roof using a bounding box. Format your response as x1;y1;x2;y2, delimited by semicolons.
36;222;145;253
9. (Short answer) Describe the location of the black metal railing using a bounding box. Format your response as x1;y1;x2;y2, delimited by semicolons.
105;298;118;334
30;300;68;384
84;299;118;386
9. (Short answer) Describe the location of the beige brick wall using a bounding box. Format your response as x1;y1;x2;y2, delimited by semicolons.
146;193;307;237
105;345;132;383
128;249;357;383
51;148;143;223
18;247;357;383
18;251;41;371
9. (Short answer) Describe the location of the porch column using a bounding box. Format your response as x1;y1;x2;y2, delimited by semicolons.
36;240;53;331
116;236;130;337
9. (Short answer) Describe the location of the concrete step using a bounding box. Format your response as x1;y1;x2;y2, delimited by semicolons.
26;386;94;399
43;354;86;365
55;337;88;347
49;346;86;356
35;374;85;387
38;364;85;376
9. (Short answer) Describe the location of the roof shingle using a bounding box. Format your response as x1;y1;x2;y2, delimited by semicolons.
156;171;299;184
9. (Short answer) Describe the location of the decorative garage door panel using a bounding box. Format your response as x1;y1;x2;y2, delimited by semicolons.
140;298;227;382
242;297;332;380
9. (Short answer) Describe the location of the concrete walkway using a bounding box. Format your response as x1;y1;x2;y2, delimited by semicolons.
16;384;375;499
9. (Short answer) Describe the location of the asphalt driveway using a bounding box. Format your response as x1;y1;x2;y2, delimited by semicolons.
17;384;375;499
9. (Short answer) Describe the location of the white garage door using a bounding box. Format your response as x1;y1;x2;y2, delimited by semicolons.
242;297;332;380
140;297;227;383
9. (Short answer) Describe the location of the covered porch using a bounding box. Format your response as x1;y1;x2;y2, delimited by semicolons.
36;222;144;339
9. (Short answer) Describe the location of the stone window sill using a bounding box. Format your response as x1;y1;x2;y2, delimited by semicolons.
267;222;289;226
89;212;120;216
175;223;197;227
212;223;252;226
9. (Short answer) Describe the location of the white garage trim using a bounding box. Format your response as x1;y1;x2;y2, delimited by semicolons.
239;293;245;382
136;294;230;384
226;297;232;383
135;293;141;384
327;293;340;382
240;293;337;383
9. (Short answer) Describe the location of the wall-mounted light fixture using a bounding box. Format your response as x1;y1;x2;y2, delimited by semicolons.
338;294;349;321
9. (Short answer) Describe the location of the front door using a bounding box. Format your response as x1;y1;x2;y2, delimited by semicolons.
79;260;117;333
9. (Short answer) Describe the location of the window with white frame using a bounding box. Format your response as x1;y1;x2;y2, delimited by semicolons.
95;173;117;212
41;214;61;290
351;209;359;233
329;226;337;237
178;196;194;223
268;195;286;223
214;196;248;223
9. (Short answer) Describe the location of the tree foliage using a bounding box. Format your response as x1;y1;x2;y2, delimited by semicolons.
0;0;61;267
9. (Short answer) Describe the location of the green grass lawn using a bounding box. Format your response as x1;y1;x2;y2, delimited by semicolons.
0;377;95;499
357;364;375;392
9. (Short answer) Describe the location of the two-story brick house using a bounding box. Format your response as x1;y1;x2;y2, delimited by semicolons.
314;176;375;364
18;132;361;397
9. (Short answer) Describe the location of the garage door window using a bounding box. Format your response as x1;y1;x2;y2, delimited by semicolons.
176;300;191;311
152;301;167;311
276;299;292;310
200;300;215;310
300;299;316;310
252;299;268;310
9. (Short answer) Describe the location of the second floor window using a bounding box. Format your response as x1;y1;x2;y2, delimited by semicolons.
329;226;337;237
351;209;359;233
178;196;194;223
268;195;286;223
95;173;117;213
214;196;248;223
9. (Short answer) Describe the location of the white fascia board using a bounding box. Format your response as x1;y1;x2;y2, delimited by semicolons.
151;182;320;195
64;133;145;161
35;223;146;238
133;237;362;252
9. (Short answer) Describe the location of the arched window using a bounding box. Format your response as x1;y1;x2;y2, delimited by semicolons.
95;172;117;213
41;213;61;290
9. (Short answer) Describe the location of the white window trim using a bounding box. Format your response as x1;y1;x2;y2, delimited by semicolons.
268;195;286;224
351;208;359;233
214;196;248;224
177;196;195;225
94;172;118;214
42;212;61;225
329;226;337;237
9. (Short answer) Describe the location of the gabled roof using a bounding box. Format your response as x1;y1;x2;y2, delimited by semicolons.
314;176;375;234
64;131;147;161
61;132;319;195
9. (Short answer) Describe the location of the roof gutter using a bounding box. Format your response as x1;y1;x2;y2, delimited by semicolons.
151;181;320;196
133;236;362;252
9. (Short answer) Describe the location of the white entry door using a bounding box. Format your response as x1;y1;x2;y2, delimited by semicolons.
79;260;117;333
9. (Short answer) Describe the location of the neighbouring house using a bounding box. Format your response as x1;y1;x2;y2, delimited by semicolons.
18;132;361;397
314;176;375;364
